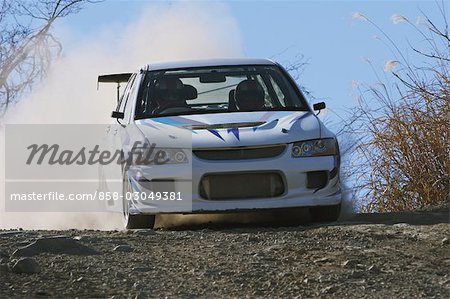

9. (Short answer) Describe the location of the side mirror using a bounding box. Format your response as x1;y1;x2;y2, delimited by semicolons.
111;111;124;119
313;102;326;111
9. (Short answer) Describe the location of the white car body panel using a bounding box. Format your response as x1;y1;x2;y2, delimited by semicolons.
100;58;342;216
127;111;340;215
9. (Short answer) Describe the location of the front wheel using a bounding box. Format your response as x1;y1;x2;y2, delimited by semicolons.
125;213;156;229
123;176;156;229
310;203;341;222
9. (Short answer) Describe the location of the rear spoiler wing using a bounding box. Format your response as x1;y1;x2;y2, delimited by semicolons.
97;73;133;103
98;73;132;84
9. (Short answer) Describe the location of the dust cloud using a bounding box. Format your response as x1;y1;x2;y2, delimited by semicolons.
0;2;243;230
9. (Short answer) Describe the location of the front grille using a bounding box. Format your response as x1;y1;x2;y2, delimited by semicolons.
199;172;285;200
193;144;286;160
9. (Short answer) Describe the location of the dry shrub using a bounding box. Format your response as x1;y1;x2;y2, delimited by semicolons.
348;7;449;212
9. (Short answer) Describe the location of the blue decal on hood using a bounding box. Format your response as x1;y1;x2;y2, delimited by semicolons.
227;128;240;140
176;116;207;125
259;111;277;121
208;129;225;141
253;119;278;131
139;120;160;130
153;118;183;126
153;116;206;126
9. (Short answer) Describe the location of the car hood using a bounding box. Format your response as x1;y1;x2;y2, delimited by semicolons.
135;111;321;148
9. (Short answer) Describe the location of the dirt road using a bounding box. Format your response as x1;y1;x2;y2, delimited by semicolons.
1;207;449;298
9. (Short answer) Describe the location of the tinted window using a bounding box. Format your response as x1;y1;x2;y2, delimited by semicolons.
135;65;308;119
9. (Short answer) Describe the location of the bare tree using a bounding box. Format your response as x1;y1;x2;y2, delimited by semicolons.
0;0;95;116
270;48;311;98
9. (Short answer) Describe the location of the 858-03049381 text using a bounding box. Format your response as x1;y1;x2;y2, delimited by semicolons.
9;191;183;202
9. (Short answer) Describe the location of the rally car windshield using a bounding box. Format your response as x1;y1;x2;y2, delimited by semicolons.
135;65;310;119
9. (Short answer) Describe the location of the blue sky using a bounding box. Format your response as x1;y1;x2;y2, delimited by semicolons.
57;0;446;124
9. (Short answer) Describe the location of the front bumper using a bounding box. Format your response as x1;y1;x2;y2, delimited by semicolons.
125;145;342;215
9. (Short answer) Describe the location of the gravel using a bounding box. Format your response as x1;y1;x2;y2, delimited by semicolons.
0;208;449;298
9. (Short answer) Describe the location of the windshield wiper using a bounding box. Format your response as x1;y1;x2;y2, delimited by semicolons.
135;107;309;120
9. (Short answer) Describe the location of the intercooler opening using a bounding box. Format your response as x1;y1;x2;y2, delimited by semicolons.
306;171;328;189
199;172;285;200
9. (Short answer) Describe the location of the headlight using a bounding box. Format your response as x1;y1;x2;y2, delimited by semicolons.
291;138;337;157
131;147;188;165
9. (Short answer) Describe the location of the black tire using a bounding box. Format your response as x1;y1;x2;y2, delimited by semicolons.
123;173;156;229
310;203;341;222
125;214;156;229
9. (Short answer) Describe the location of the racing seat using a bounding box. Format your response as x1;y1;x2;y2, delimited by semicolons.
234;79;265;111
152;77;189;114
228;89;238;111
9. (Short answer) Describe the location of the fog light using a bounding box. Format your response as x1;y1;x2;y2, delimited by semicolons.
307;171;328;189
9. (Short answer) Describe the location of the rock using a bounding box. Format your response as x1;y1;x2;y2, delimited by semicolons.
393;223;409;228
441;238;449;246
11;257;40;274
135;292;149;299
314;257;332;264
247;235;259;242
368;265;381;274
263;245;284;252
439;278;450;287
113;244;134;252
0;263;9;273
0;250;8;259
132;266;151;272
34;291;51;296
73;236;100;243
321;285;338;294
13;236;98;257
75;277;84;282
349;270;365;278
341;259;359;268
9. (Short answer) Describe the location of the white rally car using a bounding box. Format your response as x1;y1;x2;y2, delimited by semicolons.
99;58;342;229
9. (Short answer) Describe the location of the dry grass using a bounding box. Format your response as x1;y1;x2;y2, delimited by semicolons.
345;7;449;212
360;78;449;212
